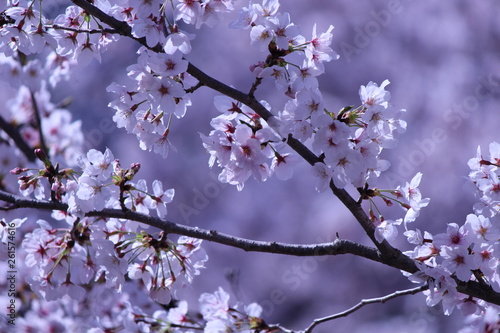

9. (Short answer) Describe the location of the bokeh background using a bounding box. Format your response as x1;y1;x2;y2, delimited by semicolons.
4;0;500;332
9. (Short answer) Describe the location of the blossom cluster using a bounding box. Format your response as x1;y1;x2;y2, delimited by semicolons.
357;141;500;328
9;144;210;310
144;287;266;332
0;1;110;65
388;143;500;327
21;213;207;305
1;269;266;333
307;80;407;191
0;0;234;160
107;0;235;158
201;0;407;191
468;142;500;217
200;95;298;190
201;80;407;191
370;172;430;243
107;47;195;158
0;54;83;171
74;148;176;217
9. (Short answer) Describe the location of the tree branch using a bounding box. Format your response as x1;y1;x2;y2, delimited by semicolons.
0;189;381;261
301;285;429;333
0;115;36;162
30;90;49;155
1;188;500;306
49;24;119;35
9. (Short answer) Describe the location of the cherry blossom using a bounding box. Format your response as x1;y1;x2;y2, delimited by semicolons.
146;179;175;218
164;28;194;54
464;214;500;243
176;0;203;25
440;246;478;282
166;300;190;326
78;148;115;181
396;172;431;224
148;50;189;77
199;287;263;331
0;217;26;243
433;223;469;248
124;178;150;214
359;79;391;108
311;162;333;192
271;152;299;180
374;218;401;243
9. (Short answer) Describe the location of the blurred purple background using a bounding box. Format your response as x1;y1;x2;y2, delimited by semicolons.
9;0;500;332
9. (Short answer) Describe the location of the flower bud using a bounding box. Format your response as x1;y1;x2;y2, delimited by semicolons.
18;175;31;182
35;149;53;169
130;163;141;174
10;167;27;175
34;148;49;162
59;168;74;177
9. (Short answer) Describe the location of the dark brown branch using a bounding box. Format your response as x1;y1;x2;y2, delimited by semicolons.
1;188;500;306
30;90;49;155
248;77;263;97
0;190;67;211
0;189;381;261
0;115;36;162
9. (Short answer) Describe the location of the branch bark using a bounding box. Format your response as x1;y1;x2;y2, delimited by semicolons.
30;90;49;156
0;189;381;260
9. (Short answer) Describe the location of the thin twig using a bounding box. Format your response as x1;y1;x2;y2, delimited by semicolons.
30;90;48;155
184;81;204;94
301;285;429;333
248;77;263;97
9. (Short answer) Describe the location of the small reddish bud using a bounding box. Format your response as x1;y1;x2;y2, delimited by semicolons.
10;167;27;175
18;175;31;182
382;198;393;206
34;149;49;162
130;163;141;174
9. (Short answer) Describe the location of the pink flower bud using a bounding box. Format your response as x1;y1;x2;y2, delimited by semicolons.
10;167;27;175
